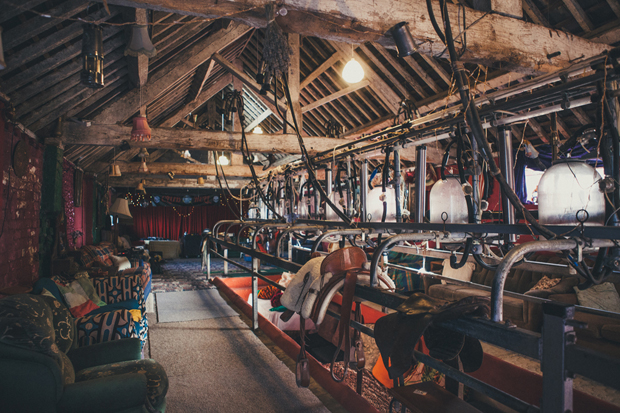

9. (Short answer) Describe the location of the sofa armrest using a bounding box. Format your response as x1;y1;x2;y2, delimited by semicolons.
68;338;142;372
59;373;148;413
422;274;441;294
94;274;146;311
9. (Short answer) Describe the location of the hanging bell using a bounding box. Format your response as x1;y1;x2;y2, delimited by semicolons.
125;25;157;58
0;26;6;70
81;24;104;88
197;177;205;185
131;115;151;141
138;161;149;173
109;164;122;177
392;22;417;58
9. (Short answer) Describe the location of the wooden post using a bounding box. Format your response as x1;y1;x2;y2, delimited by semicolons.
286;33;302;133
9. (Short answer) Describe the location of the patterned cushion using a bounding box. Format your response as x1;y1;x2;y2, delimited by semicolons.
76;359;168;408
75;309;136;347
38;295;75;353
79;245;115;267
527;276;561;292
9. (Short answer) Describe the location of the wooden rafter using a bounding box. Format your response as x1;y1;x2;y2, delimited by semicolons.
108;177;248;188
91;162;256;177
91;0;611;73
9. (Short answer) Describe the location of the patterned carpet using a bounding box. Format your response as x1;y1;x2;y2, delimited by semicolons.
151;257;270;293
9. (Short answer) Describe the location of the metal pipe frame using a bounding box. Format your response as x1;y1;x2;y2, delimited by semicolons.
414;146;427;225
393;148;402;223
491;239;617;322
310;228;373;253
275;225;325;259
498;127;517;243
360;160;368;223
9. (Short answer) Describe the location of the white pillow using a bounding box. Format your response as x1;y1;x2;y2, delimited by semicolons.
110;255;131;271
574;282;620;313
441;258;476;285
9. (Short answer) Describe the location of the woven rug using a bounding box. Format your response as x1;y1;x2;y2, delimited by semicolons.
151;257;273;293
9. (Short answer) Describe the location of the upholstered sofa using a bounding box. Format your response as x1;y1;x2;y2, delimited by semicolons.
0;294;167;413
33;273;149;348
423;253;620;357
72;243;152;300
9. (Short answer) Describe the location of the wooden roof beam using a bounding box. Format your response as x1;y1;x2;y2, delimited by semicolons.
562;0;594;33
94;21;252;124
92;162;256;177
61;122;360;155
159;74;233;127
92;0;610;74
302;80;370;113
108;177;249;188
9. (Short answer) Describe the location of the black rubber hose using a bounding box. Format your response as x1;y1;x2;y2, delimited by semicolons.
369;167;379;190
440;139;457;181
426;0;446;45
433;0;557;241
377;201;388;246
383;148;392;193
450;126;474;269
336;162;345;199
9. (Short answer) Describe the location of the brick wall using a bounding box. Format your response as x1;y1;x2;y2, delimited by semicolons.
0;104;44;289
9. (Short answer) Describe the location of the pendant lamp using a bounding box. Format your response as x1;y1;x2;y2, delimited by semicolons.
252;126;263;134
342;57;364;84
109;198;133;219
0;26;6;70
138;161;149;173
136;179;146;193
81;24;104;88
392;22;417;57
217;153;230;166
197;177;205;185
125;25;157;58
131;115;151;141
109;164;122;177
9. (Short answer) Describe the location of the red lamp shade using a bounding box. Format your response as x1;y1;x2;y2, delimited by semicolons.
131;116;151;141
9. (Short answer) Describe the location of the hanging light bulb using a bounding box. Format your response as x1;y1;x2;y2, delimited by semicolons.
182;150;191;159
217;153;230;166
131;115;151;141
197;177;205;185
81;24;104;88
124;25;157;57
0;26;6;70
252;126;263;134
342;57;364;84
138;160;149;173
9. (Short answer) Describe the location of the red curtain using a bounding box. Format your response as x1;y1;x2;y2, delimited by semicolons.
130;203;240;240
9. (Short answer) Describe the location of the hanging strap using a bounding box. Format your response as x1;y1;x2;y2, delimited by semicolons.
330;269;359;383
296;315;310;388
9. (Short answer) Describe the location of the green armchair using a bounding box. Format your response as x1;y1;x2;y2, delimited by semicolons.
0;294;168;413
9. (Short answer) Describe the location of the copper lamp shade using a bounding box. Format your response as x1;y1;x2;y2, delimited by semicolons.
197;177;205;185
131;116;151;141
136;180;146;193
125;25;157;58
138;161;149;173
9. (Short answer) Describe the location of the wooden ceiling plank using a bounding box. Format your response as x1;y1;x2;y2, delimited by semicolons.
526;118;551;144
286;33;303;133
561;0;594;32
302;80;370;113
380;49;441;95
67;83;129;121
6;8;116;70
522;0;551;26
159;74;232;127
301;53;342;90
16;47;126;117
28;67;129;132
62;122;357;155
302;84;355;128
244;110;272;132
0;0;48;24
606;0;620;18
571;107;593;125
1;25;123;95
417;54;452;87
3;0;89;51
94;22;252;124
357;43;413;100
91;0;610;74
187;59;216;102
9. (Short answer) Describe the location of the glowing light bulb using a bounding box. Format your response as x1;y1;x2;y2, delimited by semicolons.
342;58;364;83
252;126;263;134
218;154;230;166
